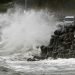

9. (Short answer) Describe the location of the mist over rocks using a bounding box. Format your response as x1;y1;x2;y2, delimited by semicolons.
31;24;75;61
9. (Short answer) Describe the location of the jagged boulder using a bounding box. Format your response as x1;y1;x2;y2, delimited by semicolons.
40;24;75;59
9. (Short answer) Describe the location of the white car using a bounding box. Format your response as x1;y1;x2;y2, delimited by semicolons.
64;16;75;26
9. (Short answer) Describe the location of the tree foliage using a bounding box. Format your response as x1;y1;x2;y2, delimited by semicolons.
0;0;13;4
0;0;75;11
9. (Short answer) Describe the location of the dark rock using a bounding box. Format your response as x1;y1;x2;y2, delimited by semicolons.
40;46;49;58
40;24;75;59
54;29;63;35
27;58;36;61
34;56;46;60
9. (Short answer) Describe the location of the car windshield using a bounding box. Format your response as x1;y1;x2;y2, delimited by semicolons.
65;18;74;21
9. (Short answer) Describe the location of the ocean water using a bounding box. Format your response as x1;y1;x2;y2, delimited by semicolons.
0;7;74;75
0;56;75;75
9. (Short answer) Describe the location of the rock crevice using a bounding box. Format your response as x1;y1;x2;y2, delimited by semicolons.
40;24;75;59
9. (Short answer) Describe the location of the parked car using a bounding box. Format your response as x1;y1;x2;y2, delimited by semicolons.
56;16;75;27
63;16;75;25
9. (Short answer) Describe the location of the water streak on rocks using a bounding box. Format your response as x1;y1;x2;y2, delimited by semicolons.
39;24;75;59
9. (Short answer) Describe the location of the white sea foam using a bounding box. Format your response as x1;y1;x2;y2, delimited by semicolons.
1;57;75;73
0;8;57;56
0;8;74;75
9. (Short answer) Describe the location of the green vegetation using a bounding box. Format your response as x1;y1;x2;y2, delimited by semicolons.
0;0;13;4
0;0;13;12
0;0;75;12
14;0;75;11
29;0;75;10
0;3;13;12
0;4;9;12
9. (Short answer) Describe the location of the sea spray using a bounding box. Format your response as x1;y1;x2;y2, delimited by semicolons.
0;8;57;57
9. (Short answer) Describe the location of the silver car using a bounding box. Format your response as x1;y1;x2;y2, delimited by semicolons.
64;16;75;26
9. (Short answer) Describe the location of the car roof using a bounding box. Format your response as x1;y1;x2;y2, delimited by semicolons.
65;16;75;18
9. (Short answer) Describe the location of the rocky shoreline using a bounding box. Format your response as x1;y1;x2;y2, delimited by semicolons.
41;24;75;59
28;24;75;61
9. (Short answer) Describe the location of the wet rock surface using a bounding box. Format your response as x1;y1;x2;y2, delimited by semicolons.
40;24;75;59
